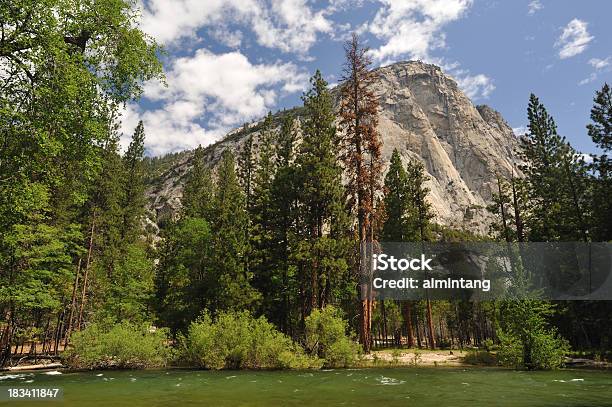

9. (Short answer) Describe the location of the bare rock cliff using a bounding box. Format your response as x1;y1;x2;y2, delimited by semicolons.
146;61;519;235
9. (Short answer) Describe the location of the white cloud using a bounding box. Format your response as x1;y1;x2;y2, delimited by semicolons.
512;126;528;137
579;57;611;86
578;73;597;86
366;0;473;63
589;57;610;70
556;19;593;59
527;0;542;15
120;49;308;155
438;60;495;100
140;0;333;56
209;27;244;49
579;153;594;164
454;72;495;100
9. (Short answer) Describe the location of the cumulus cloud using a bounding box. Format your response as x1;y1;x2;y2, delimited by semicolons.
120;50;308;154
140;0;332;56
589;57;610;70
579;57;611;86
556;19;593;59
454;72;495;100
527;0;543;15
366;0;473;63
436;60;495;100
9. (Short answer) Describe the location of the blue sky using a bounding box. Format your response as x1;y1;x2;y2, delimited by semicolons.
122;0;611;156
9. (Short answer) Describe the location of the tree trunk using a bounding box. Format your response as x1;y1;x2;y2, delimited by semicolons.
402;302;415;348
64;259;81;346
426;297;436;349
78;214;96;330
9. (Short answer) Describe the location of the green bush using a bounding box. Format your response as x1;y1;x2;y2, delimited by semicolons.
530;331;570;370
181;311;319;370
65;321;171;369
497;329;569;370
305;306;360;368
497;331;523;369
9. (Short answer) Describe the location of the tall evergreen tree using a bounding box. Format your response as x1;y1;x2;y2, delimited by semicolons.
251;113;279;321
520;94;589;242
382;149;417;347
295;71;351;322
238;134;256;212
382;149;413;241
269;115;299;334
182;146;215;220
210;151;260;313
404;158;436;349
587;83;612;241
120;121;147;242
339;34;383;352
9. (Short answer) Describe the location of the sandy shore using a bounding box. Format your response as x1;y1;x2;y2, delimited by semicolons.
362;349;471;367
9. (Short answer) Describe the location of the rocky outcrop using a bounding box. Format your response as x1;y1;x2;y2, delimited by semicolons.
146;61;520;235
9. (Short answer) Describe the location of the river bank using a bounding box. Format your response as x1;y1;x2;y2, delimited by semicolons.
4;349;610;373
2;367;612;407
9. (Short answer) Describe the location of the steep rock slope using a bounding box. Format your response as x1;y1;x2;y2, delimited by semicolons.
146;61;519;235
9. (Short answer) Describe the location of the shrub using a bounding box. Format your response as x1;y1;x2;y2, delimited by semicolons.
497;331;523;369
65;321;171;369
305;306;360;368
181;311;319;370
497;328;569;370
530;330;570;370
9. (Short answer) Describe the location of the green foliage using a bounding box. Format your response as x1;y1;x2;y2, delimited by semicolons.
305;306;359;368
519;94;589;242
382;149;412;241
587;83;612;241
294;71;351;315
210;151;261;312
498;300;570;370
180;311;319;370
182;146;215;220
120;121;147;242
155;217;213;332
95;242;155;323
65;321;171;369
0;0;163;363
0;223;83;312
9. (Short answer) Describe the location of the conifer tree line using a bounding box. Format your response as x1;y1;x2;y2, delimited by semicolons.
1;0;611;369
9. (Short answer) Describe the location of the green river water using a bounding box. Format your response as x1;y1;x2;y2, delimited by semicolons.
1;367;611;406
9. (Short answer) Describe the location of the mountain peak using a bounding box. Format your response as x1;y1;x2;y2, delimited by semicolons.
146;62;518;235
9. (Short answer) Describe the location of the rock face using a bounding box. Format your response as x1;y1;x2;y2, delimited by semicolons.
146;61;519;235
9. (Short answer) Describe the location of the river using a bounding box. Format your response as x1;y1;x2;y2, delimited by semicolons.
1;367;611;406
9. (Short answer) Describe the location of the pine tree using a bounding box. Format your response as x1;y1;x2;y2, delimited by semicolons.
182;146;215;220
587;83;612;241
520;94;589;242
238;134;256;211
269;114;299;334
210;151;260;313
120;121;146;242
404;158;436;349
382;149;417;347
295;70;351;322
251;113;278;322
339;34;383;352
154;217;213;333
383;149;413;241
